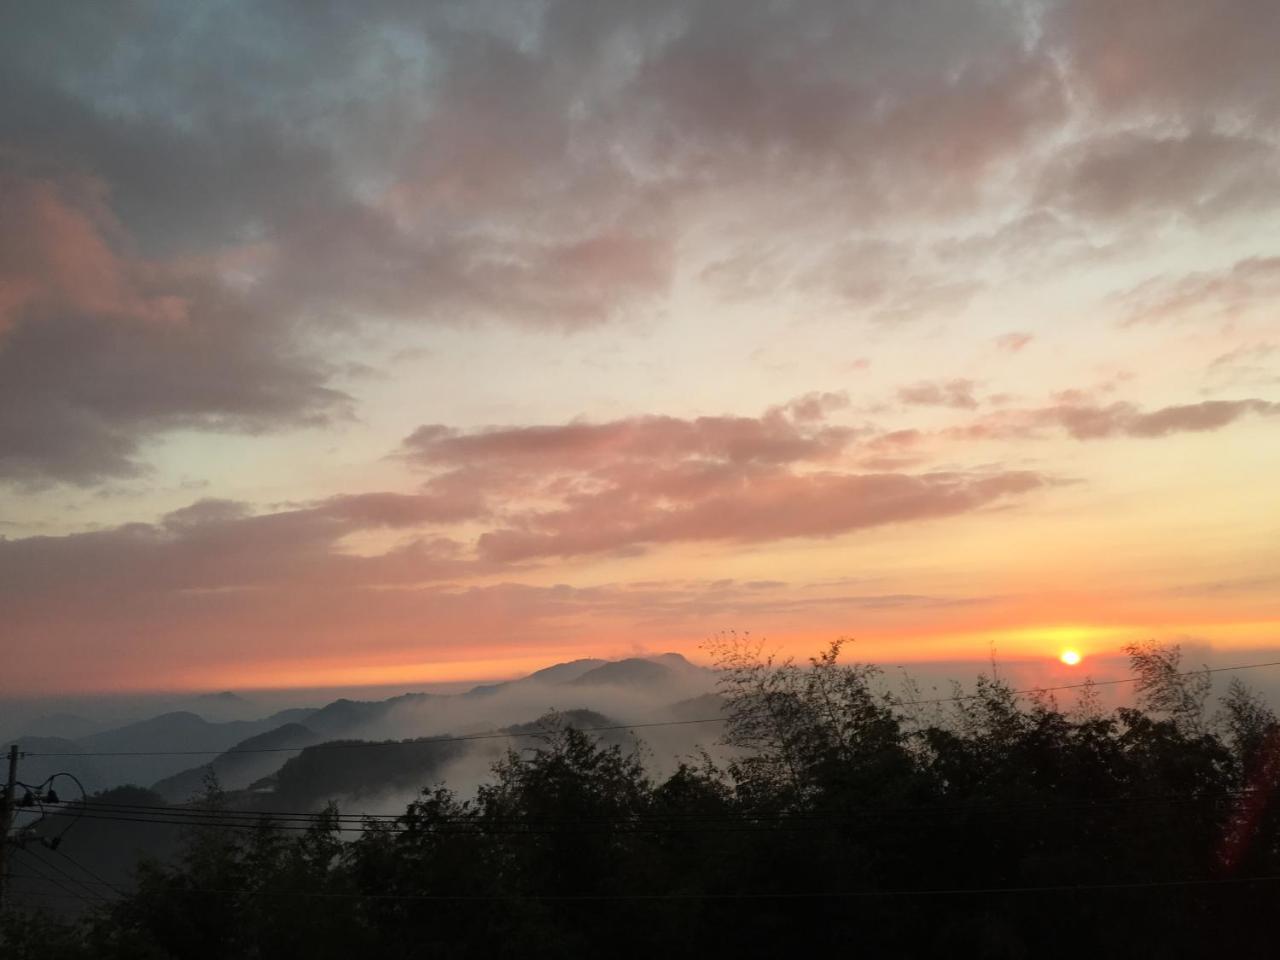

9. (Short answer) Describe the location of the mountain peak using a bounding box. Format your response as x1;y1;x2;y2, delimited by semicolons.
196;691;247;703
569;658;673;687
646;652;696;668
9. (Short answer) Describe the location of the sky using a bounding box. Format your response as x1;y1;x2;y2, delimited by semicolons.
1;0;1278;696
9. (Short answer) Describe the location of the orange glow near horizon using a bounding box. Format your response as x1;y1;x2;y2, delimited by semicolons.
61;617;1274;697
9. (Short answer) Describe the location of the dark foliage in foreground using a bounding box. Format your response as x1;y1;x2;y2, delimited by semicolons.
5;640;1279;959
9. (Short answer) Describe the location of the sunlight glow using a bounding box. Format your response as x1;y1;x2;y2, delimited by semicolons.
1060;649;1082;666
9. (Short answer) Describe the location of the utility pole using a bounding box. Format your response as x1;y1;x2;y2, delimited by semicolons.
0;743;18;913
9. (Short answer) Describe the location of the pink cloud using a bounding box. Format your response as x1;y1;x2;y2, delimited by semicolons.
996;332;1033;353
950;397;1280;442
1058;0;1280;119
0;495;473;608
1123;400;1279;437
1038;130;1280;223
0;166;349;484
396;398;1045;562
403;403;860;472
317;490;486;527
898;379;981;409
1119;257;1280;326
477;468;1044;562
0;171;186;334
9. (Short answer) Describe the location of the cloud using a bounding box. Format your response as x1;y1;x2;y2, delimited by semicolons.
403;400;860;473
1118;400;1280;438
4;0;1276;490
0;268;350;488
0;5;681;485
1205;343;1279;390
702;238;983;323
0;170;184;335
1038;130;1280;222
316;491;487;528
400;398;1044;561
953;397;1280;442
1056;0;1280;120
0;497;472;607
898;379;981;410
1118;257;1280;326
474;469;1045;562
1210;344;1276;370
258;203;675;331
0;394;1050;626
0;149;669;485
995;332;1034;353
622;0;1063;186
1165;575;1280;598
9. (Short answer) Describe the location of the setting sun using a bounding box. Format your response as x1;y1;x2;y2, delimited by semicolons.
1060;650;1082;666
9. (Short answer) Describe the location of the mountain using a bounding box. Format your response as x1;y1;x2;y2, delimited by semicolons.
304;692;435;739
570;653;714;694
467;653;709;696
502;707;633;748
256;708;632;811
4;651;726;904
465;658;608;696
648;652;700;670
70;709;319;787
12;654;717;795
82;709;315;754
151;722;320;802
12;712;103;741
195;691;248;705
528;658;612;684
183;691;256;721
569;658;674;687
262;734;468;810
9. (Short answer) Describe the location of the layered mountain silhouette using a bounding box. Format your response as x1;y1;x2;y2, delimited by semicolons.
151;722;321;802
9;653;721;805
13;708;316;788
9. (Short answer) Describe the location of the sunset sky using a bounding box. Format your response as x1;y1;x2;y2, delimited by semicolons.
1;0;1277;694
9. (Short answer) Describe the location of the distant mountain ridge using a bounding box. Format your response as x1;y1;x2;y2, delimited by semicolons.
465;652;707;696
569;656;698;687
465;657;608;696
304;692;435;737
13;713;103;741
13;652;719;797
151;722;320;802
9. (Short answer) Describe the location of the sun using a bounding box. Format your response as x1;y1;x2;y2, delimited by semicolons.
1059;649;1082;666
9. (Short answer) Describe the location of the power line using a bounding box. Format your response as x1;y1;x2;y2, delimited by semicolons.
10;850;112;907
3;885;107;907
17;717;724;758
19;870;1280;902
29;794;1251;837
61;787;1256;824
21;658;1280;760
6;874;106;908
68;799;403;822
49;845;129;899
19;846;115;906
